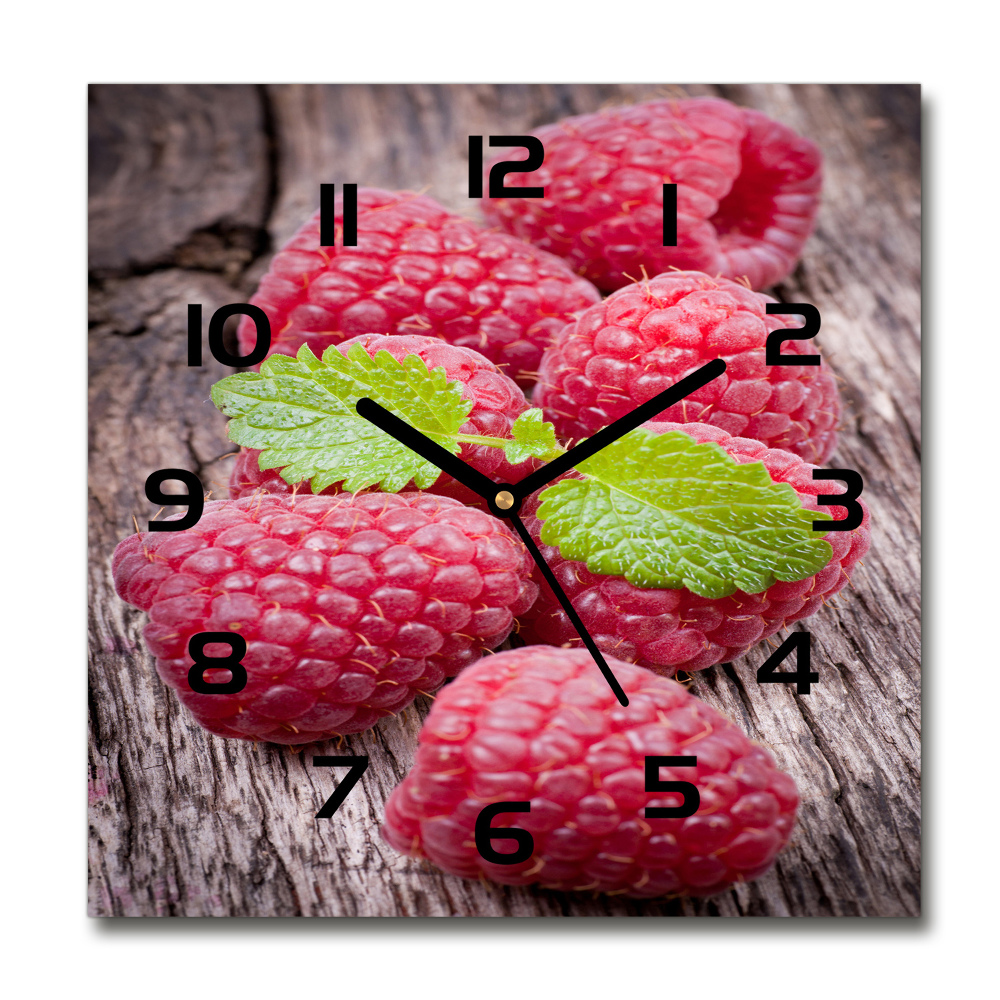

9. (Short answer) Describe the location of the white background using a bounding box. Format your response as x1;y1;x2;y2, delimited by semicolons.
2;2;987;996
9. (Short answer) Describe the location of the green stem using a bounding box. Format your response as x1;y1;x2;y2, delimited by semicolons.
454;431;566;463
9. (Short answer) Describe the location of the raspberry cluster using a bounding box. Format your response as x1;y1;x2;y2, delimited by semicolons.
110;95;863;900
236;187;600;386
481;97;822;292
112;493;538;743
382;647;799;897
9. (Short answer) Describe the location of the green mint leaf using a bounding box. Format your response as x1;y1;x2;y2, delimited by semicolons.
502;409;559;464
210;344;473;493
537;429;834;599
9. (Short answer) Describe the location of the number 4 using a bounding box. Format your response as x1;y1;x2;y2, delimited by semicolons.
312;756;369;819
756;631;818;695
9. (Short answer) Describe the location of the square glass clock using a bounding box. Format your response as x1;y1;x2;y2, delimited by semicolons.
88;83;920;917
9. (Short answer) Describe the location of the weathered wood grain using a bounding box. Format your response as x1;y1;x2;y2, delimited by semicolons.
88;83;920;917
88;84;270;275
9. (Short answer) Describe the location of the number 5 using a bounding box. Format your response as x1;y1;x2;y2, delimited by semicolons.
644;756;700;819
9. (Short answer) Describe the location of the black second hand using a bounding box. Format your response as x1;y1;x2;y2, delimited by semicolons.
507;513;629;707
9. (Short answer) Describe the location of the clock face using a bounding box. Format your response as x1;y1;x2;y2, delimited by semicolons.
88;83;920;917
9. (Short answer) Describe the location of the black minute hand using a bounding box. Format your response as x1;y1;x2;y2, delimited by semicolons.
355;397;497;500
507;513;630;707
512;358;727;500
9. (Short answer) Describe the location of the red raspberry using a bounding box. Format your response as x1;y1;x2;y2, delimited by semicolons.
229;445;311;500
535;271;839;463
237;188;601;386
481;97;822;292
228;334;540;505
111;493;539;744
518;421;870;676
382;646;799;898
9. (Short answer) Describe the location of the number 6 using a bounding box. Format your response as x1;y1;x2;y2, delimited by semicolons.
474;801;534;865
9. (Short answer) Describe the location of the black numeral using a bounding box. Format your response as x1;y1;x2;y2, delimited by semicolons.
468;135;484;198
144;469;204;531
755;632;818;694
320;183;358;247
813;469;865;531
187;633;248;695
312;756;369;818
187;303;271;368
765;303;821;365
474;801;534;864
662;183;677;246
644;756;700;818
468;135;545;199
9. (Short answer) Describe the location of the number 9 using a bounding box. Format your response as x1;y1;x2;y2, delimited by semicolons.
144;469;204;532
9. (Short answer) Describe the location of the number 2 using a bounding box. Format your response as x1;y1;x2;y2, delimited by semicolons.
764;303;822;365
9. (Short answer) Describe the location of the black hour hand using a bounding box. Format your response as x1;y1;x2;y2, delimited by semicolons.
355;398;498;500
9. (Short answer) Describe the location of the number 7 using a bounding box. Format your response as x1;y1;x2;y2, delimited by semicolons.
312;756;369;819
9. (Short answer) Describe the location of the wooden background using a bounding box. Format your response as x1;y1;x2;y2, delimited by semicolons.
88;83;921;918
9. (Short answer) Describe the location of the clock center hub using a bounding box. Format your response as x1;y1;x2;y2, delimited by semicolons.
494;490;515;510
